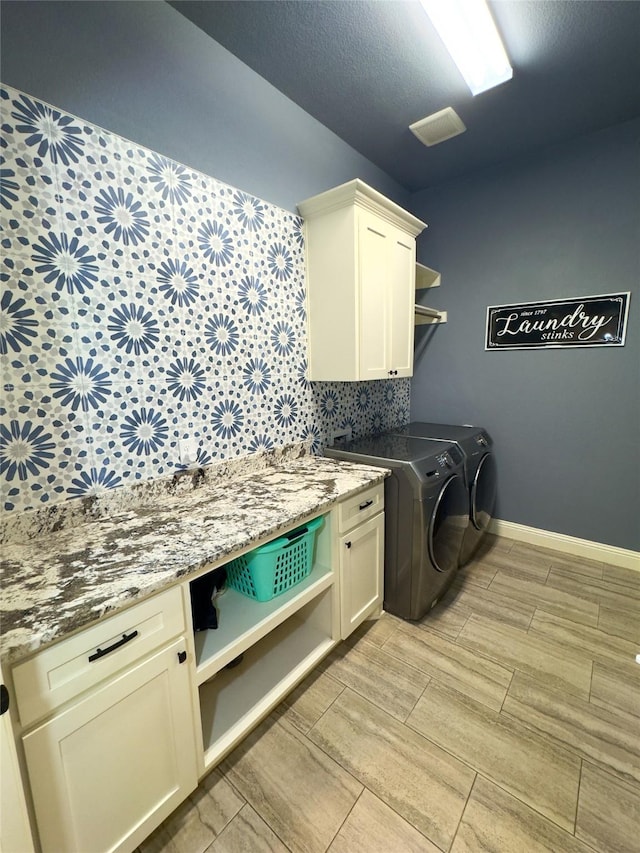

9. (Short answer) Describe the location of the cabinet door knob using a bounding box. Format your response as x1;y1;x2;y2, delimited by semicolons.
345;541;352;549
177;650;187;664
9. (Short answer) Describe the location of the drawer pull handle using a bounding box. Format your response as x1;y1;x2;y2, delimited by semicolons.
358;499;374;511
88;630;139;663
0;684;9;715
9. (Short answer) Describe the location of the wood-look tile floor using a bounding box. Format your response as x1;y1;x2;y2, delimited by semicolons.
139;537;640;853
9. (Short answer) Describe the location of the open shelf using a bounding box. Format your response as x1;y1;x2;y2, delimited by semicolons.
415;263;446;324
193;561;334;685
189;507;337;773
415;263;441;290
199;591;335;770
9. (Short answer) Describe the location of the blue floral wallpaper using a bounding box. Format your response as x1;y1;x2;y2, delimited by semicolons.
0;85;409;514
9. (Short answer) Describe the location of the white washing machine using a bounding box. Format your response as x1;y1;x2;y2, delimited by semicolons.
325;434;469;620
391;423;497;564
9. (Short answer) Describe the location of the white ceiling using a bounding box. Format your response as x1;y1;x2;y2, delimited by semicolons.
169;0;640;192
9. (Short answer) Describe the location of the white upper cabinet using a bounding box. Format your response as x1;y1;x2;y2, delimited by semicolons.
298;180;426;381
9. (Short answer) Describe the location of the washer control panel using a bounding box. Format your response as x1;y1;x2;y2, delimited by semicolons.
475;431;490;447
436;452;453;469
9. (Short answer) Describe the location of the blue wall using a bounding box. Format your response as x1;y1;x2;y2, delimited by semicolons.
410;120;640;551
2;1;638;550
0;0;408;211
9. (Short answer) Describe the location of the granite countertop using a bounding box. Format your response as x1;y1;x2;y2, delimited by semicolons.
0;448;389;665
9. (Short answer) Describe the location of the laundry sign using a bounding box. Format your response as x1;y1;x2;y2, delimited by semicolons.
486;292;630;350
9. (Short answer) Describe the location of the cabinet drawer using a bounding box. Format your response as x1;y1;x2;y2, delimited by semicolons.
338;483;384;533
13;586;185;728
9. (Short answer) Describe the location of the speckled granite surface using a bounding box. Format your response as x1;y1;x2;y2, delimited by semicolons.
0;449;388;664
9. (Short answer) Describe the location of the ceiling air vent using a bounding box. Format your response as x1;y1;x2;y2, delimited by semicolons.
409;107;466;147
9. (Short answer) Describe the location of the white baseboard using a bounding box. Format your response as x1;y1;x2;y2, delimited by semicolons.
489;519;640;573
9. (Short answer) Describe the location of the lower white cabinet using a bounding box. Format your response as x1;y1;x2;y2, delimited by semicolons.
22;636;197;853
11;484;385;853
338;485;385;638
339;514;384;638
0;663;35;853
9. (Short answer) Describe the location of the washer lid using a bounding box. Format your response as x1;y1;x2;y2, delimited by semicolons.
326;433;454;465
391;422;492;463
325;434;468;490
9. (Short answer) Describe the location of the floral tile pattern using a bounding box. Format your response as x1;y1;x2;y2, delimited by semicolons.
0;84;409;513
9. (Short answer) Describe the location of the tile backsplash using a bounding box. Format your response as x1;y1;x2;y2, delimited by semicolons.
0;84;409;513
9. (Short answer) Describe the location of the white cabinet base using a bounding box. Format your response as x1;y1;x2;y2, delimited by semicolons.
23;638;197;853
1;664;34;853
339;513;384;639
11;490;384;853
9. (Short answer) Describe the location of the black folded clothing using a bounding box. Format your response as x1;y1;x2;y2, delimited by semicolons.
190;567;227;631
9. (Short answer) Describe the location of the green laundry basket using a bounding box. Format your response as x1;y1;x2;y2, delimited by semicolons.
226;516;324;602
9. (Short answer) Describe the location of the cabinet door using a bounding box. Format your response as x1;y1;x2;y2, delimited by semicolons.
340;513;384;639
358;212;416;380
358;212;390;380
388;228;416;377
23;637;197;853
1;665;35;853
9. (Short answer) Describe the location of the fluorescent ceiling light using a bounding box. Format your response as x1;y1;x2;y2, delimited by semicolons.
420;0;513;95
